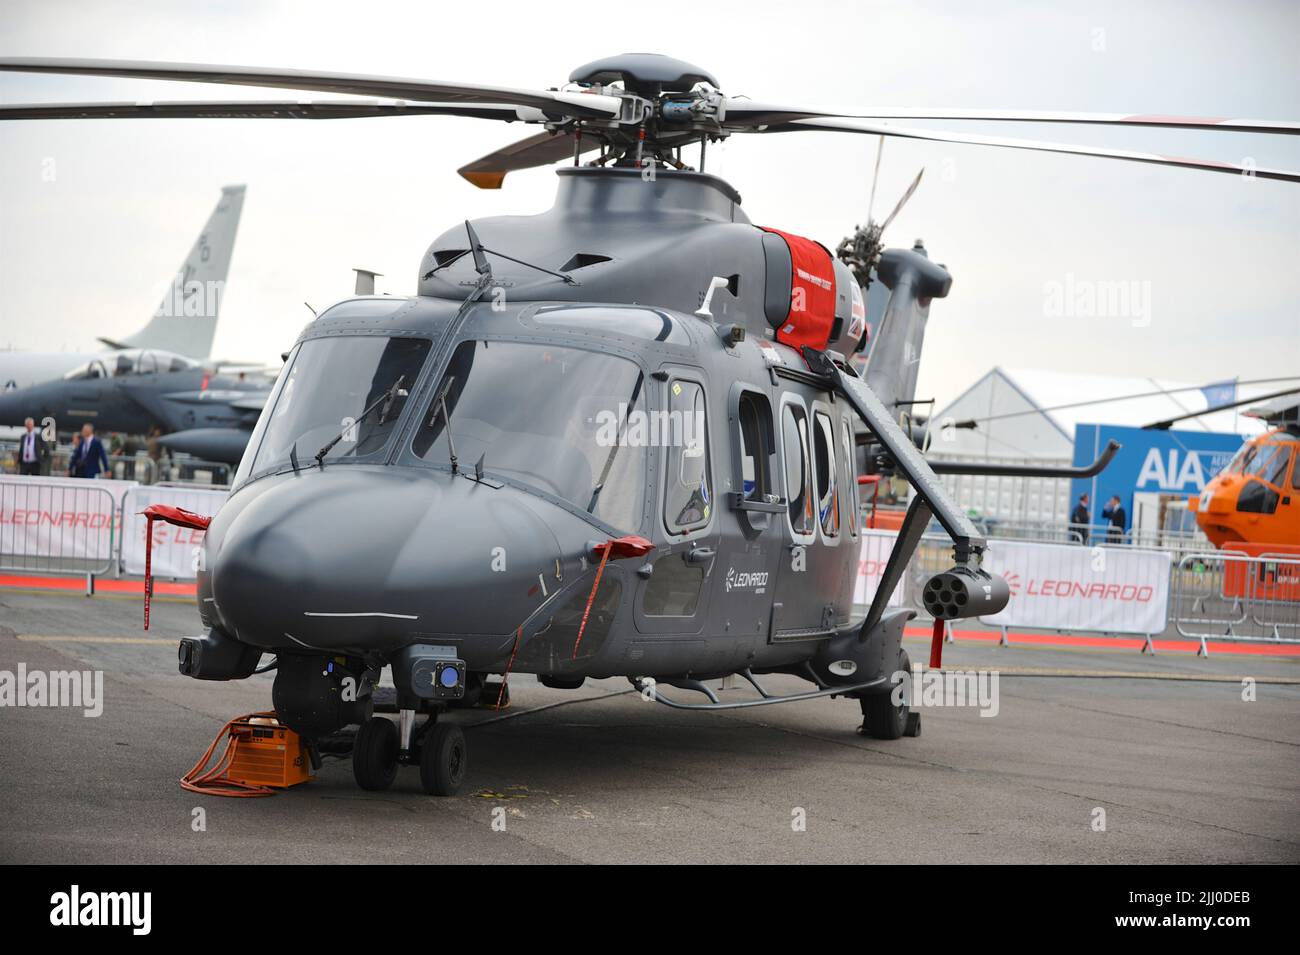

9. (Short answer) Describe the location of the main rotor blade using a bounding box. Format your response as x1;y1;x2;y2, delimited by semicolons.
458;129;603;189
0;57;622;120
760;118;1300;183
1143;386;1300;430
724;101;1300;135
0;99;526;121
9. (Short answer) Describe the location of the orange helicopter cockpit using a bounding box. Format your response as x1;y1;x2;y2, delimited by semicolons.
1191;429;1299;549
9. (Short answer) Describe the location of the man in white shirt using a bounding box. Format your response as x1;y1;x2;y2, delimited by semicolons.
16;417;47;476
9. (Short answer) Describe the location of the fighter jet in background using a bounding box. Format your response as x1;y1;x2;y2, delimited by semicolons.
0;184;245;392
0;348;270;464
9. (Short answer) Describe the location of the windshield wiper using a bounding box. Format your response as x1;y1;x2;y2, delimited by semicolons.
314;374;407;469
427;376;460;475
587;373;645;513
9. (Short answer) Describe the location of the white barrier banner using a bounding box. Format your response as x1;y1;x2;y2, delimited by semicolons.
980;539;1171;635
0;477;134;562
854;530;906;608
120;486;229;580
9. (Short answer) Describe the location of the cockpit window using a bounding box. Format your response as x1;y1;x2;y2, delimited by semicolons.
413;340;647;533
243;335;430;479
63;348;198;380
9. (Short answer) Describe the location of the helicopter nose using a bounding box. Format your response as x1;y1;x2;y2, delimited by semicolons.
208;468;566;651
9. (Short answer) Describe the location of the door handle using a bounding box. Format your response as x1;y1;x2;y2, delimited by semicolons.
685;546;715;565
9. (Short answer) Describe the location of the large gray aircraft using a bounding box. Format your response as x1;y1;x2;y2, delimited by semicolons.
0;184;244;392
0;347;269;463
0;53;1292;798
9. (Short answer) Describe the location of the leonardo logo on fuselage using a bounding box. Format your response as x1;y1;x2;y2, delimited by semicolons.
726;566;769;593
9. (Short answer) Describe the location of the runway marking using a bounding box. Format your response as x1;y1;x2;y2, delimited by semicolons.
15;635;174;645
0;587;193;605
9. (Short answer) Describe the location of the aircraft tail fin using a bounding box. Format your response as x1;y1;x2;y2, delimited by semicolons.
118;184;246;359
862;240;952;416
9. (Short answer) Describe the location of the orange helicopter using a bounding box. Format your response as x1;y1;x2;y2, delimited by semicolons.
1169;391;1300;554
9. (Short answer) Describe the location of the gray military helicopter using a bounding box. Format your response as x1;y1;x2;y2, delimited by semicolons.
2;53;1295;796
0;348;271;464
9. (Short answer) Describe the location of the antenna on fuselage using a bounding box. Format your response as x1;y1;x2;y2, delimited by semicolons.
464;221;492;279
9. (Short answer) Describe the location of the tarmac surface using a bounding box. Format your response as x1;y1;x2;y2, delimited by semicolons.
1;584;1298;864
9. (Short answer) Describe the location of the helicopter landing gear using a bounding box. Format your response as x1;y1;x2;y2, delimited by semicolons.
857;649;921;740
353;716;399;790
350;711;467;796
419;722;467;796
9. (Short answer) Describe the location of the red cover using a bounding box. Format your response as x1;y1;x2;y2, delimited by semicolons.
761;227;837;350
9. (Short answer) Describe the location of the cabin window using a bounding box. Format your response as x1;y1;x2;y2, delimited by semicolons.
841;418;858;538
782;402;815;539
643;554;704;616
663;379;711;534
813;410;839;538
1237;480;1280;515
736;391;775;503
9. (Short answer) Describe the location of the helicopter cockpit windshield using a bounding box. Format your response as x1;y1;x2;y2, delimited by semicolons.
62;348;199;380
241;335;431;478
412;340;647;533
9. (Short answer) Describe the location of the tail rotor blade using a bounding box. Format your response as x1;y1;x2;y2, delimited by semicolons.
879;167;924;234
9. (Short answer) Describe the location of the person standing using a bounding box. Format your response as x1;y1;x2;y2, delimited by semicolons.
67;433;83;477
1102;494;1126;544
1069;493;1091;544
15;417;48;476
77;423;110;479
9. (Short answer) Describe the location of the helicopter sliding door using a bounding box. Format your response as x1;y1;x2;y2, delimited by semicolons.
711;384;784;644
633;369;720;643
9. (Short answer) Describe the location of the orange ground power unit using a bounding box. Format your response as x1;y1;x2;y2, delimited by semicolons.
224;716;313;789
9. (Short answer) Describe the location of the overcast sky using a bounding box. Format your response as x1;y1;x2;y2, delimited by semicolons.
1;0;1297;412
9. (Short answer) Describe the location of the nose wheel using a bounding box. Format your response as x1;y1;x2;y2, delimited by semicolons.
419;722;468;796
353;716;399;791
350;714;467;796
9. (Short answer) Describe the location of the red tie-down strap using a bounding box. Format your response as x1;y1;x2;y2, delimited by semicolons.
141;504;212;631
570;536;654;660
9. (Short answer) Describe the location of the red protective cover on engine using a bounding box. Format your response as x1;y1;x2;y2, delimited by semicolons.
761;227;837;351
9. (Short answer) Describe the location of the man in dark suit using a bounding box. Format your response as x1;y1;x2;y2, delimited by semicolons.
1102;494;1126;544
77;423;110;479
15;417;49;476
1069;493;1091;544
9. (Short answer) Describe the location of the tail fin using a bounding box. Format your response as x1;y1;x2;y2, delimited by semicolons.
862;240;952;415
107;184;246;359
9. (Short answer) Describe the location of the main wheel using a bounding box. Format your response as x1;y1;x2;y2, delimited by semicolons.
859;649;912;740
353;716;399;791
419;722;467;796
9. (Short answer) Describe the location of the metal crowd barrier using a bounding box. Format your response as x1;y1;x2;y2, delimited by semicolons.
1170;551;1300;646
0;478;118;593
